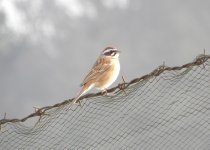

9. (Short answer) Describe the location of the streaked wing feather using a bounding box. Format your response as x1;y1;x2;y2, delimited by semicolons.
81;58;111;86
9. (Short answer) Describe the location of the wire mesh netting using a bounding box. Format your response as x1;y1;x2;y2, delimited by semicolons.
0;55;210;150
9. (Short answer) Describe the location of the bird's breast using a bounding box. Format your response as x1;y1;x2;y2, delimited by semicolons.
95;59;120;90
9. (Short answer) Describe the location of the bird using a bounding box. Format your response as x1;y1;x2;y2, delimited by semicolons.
67;46;120;109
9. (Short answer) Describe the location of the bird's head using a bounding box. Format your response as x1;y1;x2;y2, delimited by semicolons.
101;46;120;59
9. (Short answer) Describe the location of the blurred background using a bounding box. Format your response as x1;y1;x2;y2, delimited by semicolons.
0;0;210;119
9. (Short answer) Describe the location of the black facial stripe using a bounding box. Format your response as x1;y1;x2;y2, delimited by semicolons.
104;50;117;56
112;52;116;56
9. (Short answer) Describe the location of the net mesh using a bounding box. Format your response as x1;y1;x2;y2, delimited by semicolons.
1;55;210;150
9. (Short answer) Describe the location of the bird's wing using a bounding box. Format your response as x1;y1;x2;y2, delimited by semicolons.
80;58;112;86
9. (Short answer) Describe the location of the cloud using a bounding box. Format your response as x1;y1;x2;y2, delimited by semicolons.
101;0;129;9
0;0;29;34
55;0;97;19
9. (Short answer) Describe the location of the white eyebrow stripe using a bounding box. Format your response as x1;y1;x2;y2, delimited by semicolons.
103;48;118;54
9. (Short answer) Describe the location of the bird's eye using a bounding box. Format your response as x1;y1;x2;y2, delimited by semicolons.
104;51;111;56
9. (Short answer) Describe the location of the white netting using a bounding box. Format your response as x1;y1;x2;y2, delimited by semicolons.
0;55;210;150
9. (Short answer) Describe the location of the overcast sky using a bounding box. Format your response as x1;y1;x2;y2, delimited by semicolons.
0;0;210;119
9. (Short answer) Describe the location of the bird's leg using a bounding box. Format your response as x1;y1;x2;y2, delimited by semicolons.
101;89;108;96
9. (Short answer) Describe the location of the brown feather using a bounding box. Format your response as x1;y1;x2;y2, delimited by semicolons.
80;57;112;86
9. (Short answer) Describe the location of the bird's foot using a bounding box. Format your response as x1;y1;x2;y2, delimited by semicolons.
101;89;108;96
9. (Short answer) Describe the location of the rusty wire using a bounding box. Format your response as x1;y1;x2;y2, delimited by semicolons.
0;54;209;127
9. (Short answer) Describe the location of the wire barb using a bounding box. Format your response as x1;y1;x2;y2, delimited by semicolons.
0;54;210;126
119;75;128;96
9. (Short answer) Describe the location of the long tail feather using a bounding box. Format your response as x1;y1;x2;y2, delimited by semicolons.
66;83;94;110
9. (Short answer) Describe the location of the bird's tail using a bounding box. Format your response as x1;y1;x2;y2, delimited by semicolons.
66;82;94;110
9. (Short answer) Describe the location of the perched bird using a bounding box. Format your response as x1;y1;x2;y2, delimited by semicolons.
68;46;120;108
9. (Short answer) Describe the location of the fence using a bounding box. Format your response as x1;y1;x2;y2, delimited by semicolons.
0;54;210;149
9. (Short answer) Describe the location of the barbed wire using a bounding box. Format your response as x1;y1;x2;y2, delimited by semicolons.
0;54;209;127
